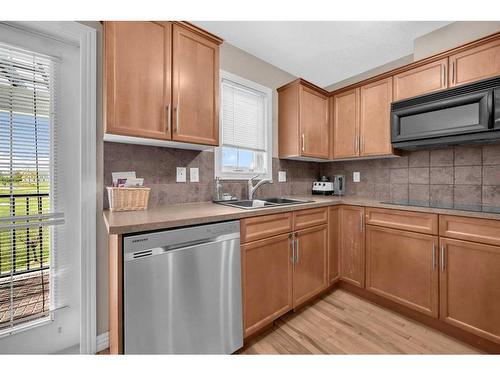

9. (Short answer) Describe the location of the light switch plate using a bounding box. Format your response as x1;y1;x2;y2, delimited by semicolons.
353;171;361;183
190;168;199;183
176;167;187;183
278;171;287;182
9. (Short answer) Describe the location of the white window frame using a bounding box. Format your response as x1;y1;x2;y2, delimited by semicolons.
215;70;273;181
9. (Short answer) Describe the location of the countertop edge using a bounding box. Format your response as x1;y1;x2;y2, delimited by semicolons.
103;197;500;235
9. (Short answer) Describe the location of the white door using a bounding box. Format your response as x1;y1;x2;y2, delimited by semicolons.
0;24;82;353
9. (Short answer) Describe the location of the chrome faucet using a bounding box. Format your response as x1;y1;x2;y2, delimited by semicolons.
247;174;272;200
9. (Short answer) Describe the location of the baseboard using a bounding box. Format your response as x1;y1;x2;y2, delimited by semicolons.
96;331;109;353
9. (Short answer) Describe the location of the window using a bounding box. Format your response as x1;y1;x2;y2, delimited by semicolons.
0;42;63;334
215;71;272;180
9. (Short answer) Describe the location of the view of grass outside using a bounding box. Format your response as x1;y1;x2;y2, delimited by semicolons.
0;111;50;277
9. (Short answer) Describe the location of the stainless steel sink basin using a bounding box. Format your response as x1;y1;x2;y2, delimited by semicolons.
216;197;313;210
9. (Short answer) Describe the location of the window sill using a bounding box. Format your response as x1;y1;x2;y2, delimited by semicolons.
0;315;52;339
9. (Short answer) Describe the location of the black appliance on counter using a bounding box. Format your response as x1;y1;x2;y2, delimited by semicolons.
391;76;500;149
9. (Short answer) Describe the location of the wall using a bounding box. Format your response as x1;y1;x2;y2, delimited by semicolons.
104;143;319;207
321;145;500;211
219;43;296;157
413;21;500;60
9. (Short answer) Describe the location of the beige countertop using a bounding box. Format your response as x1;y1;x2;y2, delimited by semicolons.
103;195;500;235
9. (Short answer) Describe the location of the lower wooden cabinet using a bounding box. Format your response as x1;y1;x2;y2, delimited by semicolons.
366;225;439;317
439;238;500;344
328;206;341;284
339;206;365;287
293;225;328;307
241;233;293;337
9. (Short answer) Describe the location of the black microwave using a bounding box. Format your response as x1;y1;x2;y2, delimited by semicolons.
391;76;500;150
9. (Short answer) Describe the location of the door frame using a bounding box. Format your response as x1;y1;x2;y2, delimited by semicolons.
2;21;97;354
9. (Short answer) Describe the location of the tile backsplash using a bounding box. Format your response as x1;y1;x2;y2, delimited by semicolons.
104;142;500;210
321;144;500;210
103;142;320;208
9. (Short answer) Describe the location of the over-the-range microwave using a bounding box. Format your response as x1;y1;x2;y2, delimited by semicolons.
391;76;500;150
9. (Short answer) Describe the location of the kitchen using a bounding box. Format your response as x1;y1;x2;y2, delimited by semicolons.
1;0;500;372
103;19;500;356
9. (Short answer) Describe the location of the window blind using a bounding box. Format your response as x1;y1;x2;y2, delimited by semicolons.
0;42;65;333
221;78;267;152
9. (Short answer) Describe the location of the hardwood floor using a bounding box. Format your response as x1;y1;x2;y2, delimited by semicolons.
240;289;480;354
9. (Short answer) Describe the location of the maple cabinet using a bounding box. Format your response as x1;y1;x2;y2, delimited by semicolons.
339;206;365;287
241;233;293;337
240;208;328;337
331;78;395;159
278;79;329;160
293;225;328;306
449;38;500;87
439;238;500;344
104;21;172;140
366;225;439;317
104;21;222;146
332;88;359;158
359;77;394;157
328;206;341;284
393;58;448;101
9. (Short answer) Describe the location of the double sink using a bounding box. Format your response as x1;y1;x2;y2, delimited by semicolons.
216;197;314;210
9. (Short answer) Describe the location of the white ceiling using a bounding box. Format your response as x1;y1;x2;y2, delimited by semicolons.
193;21;451;88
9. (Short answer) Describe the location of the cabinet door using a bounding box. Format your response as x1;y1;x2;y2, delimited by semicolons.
105;21;171;140
439;238;500;344
339;206;365;287
328;206;341;284
366;226;439;317
299;86;329;158
393;58;448;101
241;233;293;337
332;88;359;158
359;77;393;157
172;24;219;145
449;38;500;87
293;225;328;307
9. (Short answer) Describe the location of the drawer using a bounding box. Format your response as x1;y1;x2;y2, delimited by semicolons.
240;212;293;243
293;207;328;230
365;207;438;235
439;215;500;246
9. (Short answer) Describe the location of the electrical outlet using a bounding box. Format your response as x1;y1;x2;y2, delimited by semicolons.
353;171;361;183
278;171;287;182
176;167;186;183
190;168;199;183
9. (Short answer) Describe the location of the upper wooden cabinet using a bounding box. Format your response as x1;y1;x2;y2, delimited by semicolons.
278;79;329;160
339;206;365;288
105;21;172;140
172;24;219;145
359;77;393;157
449;38;500;87
393;58;448;101
104;21;222;146
332;88;359;159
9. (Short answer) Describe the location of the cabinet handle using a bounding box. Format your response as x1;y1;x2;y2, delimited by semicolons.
301;134;305;152
166;105;171;133
432;243;437;269
295;233;299;264
441;244;446;271
451;61;455;84
360;136;364;153
289;233;295;263
174;106;180;133
442;64;447;87
360;212;364;232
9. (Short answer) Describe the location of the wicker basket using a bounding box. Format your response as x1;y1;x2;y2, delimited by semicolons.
107;187;151;212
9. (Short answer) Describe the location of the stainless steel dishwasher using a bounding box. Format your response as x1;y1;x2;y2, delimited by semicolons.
123;221;243;354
